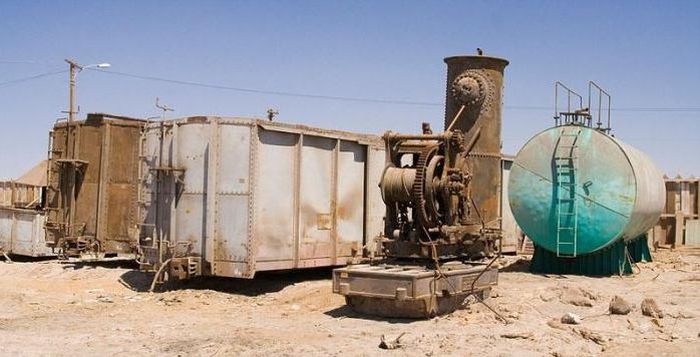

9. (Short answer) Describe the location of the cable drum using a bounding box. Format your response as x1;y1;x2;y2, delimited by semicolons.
380;166;416;204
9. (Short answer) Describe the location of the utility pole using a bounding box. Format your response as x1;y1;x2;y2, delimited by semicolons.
64;59;111;123
65;59;80;124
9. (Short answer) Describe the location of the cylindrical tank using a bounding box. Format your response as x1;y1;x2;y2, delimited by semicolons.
443;55;509;232
508;125;665;256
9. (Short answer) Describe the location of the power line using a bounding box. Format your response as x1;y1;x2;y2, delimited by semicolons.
90;69;700;113
90;68;440;107
0;60;53;65
0;69;66;88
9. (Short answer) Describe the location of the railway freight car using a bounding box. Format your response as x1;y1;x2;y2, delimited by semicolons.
45;113;146;258
137;117;385;283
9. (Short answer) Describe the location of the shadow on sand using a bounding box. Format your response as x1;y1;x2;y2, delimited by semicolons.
119;266;336;296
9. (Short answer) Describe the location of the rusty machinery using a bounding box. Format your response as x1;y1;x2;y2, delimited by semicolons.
333;52;508;318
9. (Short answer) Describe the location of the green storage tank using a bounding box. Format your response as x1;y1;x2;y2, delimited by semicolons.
508;124;665;261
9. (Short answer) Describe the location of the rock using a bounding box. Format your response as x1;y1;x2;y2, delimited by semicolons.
641;298;663;318
547;319;567;330
575;328;606;346
560;312;582;325
609;295;632;315
559;287;595;307
96;295;114;303
500;331;533;339
379;333;406;350
675;311;695;319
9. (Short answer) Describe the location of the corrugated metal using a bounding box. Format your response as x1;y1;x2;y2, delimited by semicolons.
686;220;700;246
0;207;52;257
139;117;385;278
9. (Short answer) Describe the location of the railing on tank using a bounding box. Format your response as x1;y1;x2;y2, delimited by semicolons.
588;81;612;134
554;81;591;126
554;81;612;134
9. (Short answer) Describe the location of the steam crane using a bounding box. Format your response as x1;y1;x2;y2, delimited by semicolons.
333;51;509;318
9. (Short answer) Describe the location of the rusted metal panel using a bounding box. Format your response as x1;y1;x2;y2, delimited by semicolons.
45;113;145;257
138;117;384;279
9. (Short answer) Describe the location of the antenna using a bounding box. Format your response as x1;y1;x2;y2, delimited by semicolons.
155;97;174;120
267;108;279;121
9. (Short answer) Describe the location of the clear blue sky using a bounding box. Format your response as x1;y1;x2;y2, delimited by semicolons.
1;1;698;179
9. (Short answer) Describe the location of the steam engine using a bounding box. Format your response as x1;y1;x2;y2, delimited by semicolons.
333;53;509;318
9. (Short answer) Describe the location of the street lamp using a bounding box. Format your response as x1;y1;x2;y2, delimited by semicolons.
65;59;111;123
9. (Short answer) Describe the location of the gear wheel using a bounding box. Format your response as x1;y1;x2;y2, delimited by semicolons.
412;145;440;231
451;70;494;110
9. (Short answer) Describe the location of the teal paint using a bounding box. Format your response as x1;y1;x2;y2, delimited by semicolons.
508;125;665;257
529;235;652;275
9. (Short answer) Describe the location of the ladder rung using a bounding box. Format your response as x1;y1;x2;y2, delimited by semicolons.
557;242;575;245
558;227;575;230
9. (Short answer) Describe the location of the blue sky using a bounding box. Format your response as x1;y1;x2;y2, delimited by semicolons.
1;1;698;179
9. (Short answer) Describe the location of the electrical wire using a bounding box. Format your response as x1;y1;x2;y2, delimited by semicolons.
0;69;67;88
0;60;53;65
89;68;440;107
88;68;700;112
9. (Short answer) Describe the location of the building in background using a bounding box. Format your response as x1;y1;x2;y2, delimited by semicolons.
650;176;700;248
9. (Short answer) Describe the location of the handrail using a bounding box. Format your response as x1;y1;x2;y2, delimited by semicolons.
554;81;584;126
588;81;612;133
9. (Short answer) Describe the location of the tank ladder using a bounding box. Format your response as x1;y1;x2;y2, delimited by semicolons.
554;126;581;257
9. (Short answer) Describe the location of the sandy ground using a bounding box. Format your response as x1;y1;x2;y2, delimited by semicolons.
0;251;699;356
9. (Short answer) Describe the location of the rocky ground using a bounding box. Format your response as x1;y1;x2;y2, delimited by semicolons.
0;250;698;356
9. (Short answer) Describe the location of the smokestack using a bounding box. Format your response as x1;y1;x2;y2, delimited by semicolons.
443;51;509;230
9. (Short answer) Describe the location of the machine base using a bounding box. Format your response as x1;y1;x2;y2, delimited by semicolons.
333;262;498;318
529;234;652;276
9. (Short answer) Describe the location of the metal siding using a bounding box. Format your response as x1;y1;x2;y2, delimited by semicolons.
686;220;700;246
0;208;51;257
336;141;366;258
298;135;334;261
0;210;12;252
254;127;297;262
500;159;518;253
175;123;211;258
46;115;144;256
214;123;252;263
365;146;386;254
142;117;385;277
